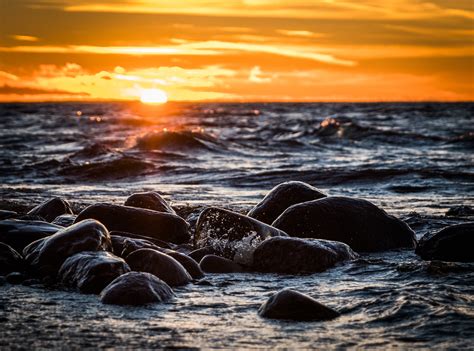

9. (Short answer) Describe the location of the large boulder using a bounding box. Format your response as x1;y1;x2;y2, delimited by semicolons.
248;181;326;224
0;243;24;275
100;272;174;306
416;223;474;262
199;255;244;273
58;251;130;294
195;207;287;265
126;248;192;286
75;204;189;244
124;192;176;215
23;219;112;277
0;219;62;252
253;237;357;274
273;196;416;252
27;197;73;222
258;289;340;321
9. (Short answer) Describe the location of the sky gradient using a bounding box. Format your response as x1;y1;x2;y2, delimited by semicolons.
0;0;473;102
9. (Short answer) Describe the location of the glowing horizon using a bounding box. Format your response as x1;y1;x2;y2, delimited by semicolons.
0;0;472;102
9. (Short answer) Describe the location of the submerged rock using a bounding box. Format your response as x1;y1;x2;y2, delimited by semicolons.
58;251;130;294
0;219;62;252
0;243;24;275
52;214;77;227
416;222;474;262
27;197;73;222
162;249;204;279
5;272;26;285
23;219;112;277
124;192;176;215
195;207;287;265
100;272;174;306
259;289;340;321
446;205;474;217
248;181;326;224
199;254;244;273
126;248;192;286
273;196;416;252
253;237;357;274
75;204;190;244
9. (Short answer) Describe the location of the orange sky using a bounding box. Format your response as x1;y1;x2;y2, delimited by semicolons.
0;0;473;102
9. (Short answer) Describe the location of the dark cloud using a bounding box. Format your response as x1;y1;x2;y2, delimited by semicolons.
0;84;89;95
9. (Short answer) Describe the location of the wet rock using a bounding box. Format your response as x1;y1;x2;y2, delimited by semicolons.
248;181;326;224
27;197;73;222
52;214;77;227
100;272;174;306
0;219;62;252
126;248;192;287
162;249;204;279
416;222;474;262
259;289;340;321
23;219;112;277
0;243;24;275
188;246;218;263
75;204;190;244
0;276;6;286
120;237;163;258
0;210;17;220
6;272;25;284
21;278;41;286
195;207;287;265
253;237;357;274
110;231;172;249
273;196;416;252
124;192;176;215
59;251;130;294
199;254;244;273
446;205;474;217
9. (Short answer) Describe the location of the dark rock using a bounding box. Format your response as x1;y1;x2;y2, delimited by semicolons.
23;219;112;277
110;231;173;249
126;248;191;286
199;255;244;273
120;237;163;258
6;272;25;284
416;222;474;262
52;214;77;227
124;192;176;215
446;205;474;217
58;251;131;294
162;249;204;279
0;219;62;252
0;276;5;286
273;196;416;252
195;207;287;265
0;243;24;275
21;278;41;286
100;272;174;306
188;246;218;262
248;181;326;224
75;204;190;244
253;237;357;274
27;197;73;222
0;210;17;220
258;289;340;321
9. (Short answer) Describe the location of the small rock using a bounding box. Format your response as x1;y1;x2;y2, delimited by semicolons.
248;181;326;224
199;255;244;273
0;219;62;252
446;205;474;217
416;222;474;262
23;219;112;277
258;289;340;321
188;247;217;262
6;272;25;284
126;248;192;286
100;272;174;306
58;251;131;294
52;214;77;227
75;203;190;244
0;242;24;275
252;237;357;274
195;207;287;264
124;191;176;215
162;249;204;279
273;196;416;252
27;197;73;222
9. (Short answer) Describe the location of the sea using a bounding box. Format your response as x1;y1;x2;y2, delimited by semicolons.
0;102;473;348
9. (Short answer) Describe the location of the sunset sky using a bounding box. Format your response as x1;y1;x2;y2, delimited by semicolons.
0;0;472;102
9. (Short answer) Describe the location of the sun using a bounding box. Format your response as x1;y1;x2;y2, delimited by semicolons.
140;88;168;104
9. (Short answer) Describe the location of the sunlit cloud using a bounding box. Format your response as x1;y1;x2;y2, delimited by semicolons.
249;66;272;83
276;30;326;38
11;35;39;42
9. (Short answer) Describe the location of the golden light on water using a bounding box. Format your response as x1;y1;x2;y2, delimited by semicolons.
140;88;168;104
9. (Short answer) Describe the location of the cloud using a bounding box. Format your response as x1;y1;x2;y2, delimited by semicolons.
249;66;272;83
276;30;326;38
11;35;39;42
0;84;89;96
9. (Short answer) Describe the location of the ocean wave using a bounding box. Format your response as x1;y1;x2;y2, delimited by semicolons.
135;130;221;151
